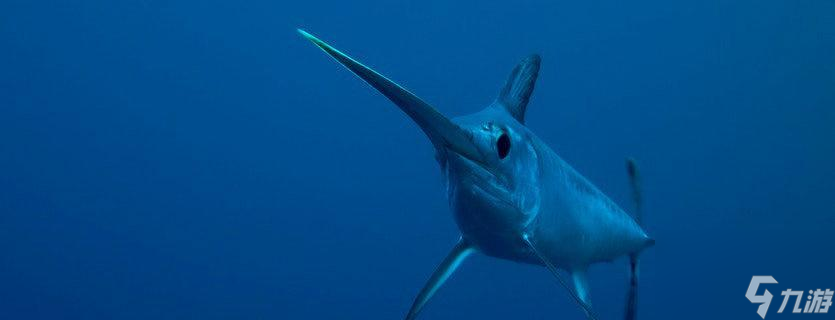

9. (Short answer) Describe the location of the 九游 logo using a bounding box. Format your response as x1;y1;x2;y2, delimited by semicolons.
746;276;832;318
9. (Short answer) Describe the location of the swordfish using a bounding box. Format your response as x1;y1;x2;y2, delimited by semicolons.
298;29;654;320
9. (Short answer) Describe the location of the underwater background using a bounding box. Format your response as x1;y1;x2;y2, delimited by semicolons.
2;0;834;319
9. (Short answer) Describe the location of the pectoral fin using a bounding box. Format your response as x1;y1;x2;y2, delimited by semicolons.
522;234;598;320
405;238;475;320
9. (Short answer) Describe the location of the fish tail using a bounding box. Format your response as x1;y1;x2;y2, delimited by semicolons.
625;157;643;320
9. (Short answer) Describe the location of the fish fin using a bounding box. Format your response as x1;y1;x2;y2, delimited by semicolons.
625;157;642;225
522;234;599;320
572;268;592;307
405;238;475;320
496;54;541;124
625;254;640;320
625;157;644;320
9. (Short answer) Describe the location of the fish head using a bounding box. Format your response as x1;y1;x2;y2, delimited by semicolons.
444;106;542;233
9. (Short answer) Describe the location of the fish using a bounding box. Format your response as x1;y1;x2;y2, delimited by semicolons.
298;29;654;320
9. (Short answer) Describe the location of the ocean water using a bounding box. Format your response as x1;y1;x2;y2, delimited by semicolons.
1;0;834;319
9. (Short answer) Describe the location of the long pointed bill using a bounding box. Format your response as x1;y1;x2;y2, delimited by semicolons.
298;29;484;163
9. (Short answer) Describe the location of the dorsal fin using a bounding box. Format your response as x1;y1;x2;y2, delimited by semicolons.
497;54;541;123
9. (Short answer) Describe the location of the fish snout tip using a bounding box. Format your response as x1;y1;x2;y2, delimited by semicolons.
296;28;311;38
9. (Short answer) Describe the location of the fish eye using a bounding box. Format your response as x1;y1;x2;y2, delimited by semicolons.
497;133;511;159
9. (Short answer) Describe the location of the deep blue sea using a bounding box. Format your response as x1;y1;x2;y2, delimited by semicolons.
2;0;834;319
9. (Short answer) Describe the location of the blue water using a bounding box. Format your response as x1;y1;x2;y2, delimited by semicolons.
2;0;834;319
